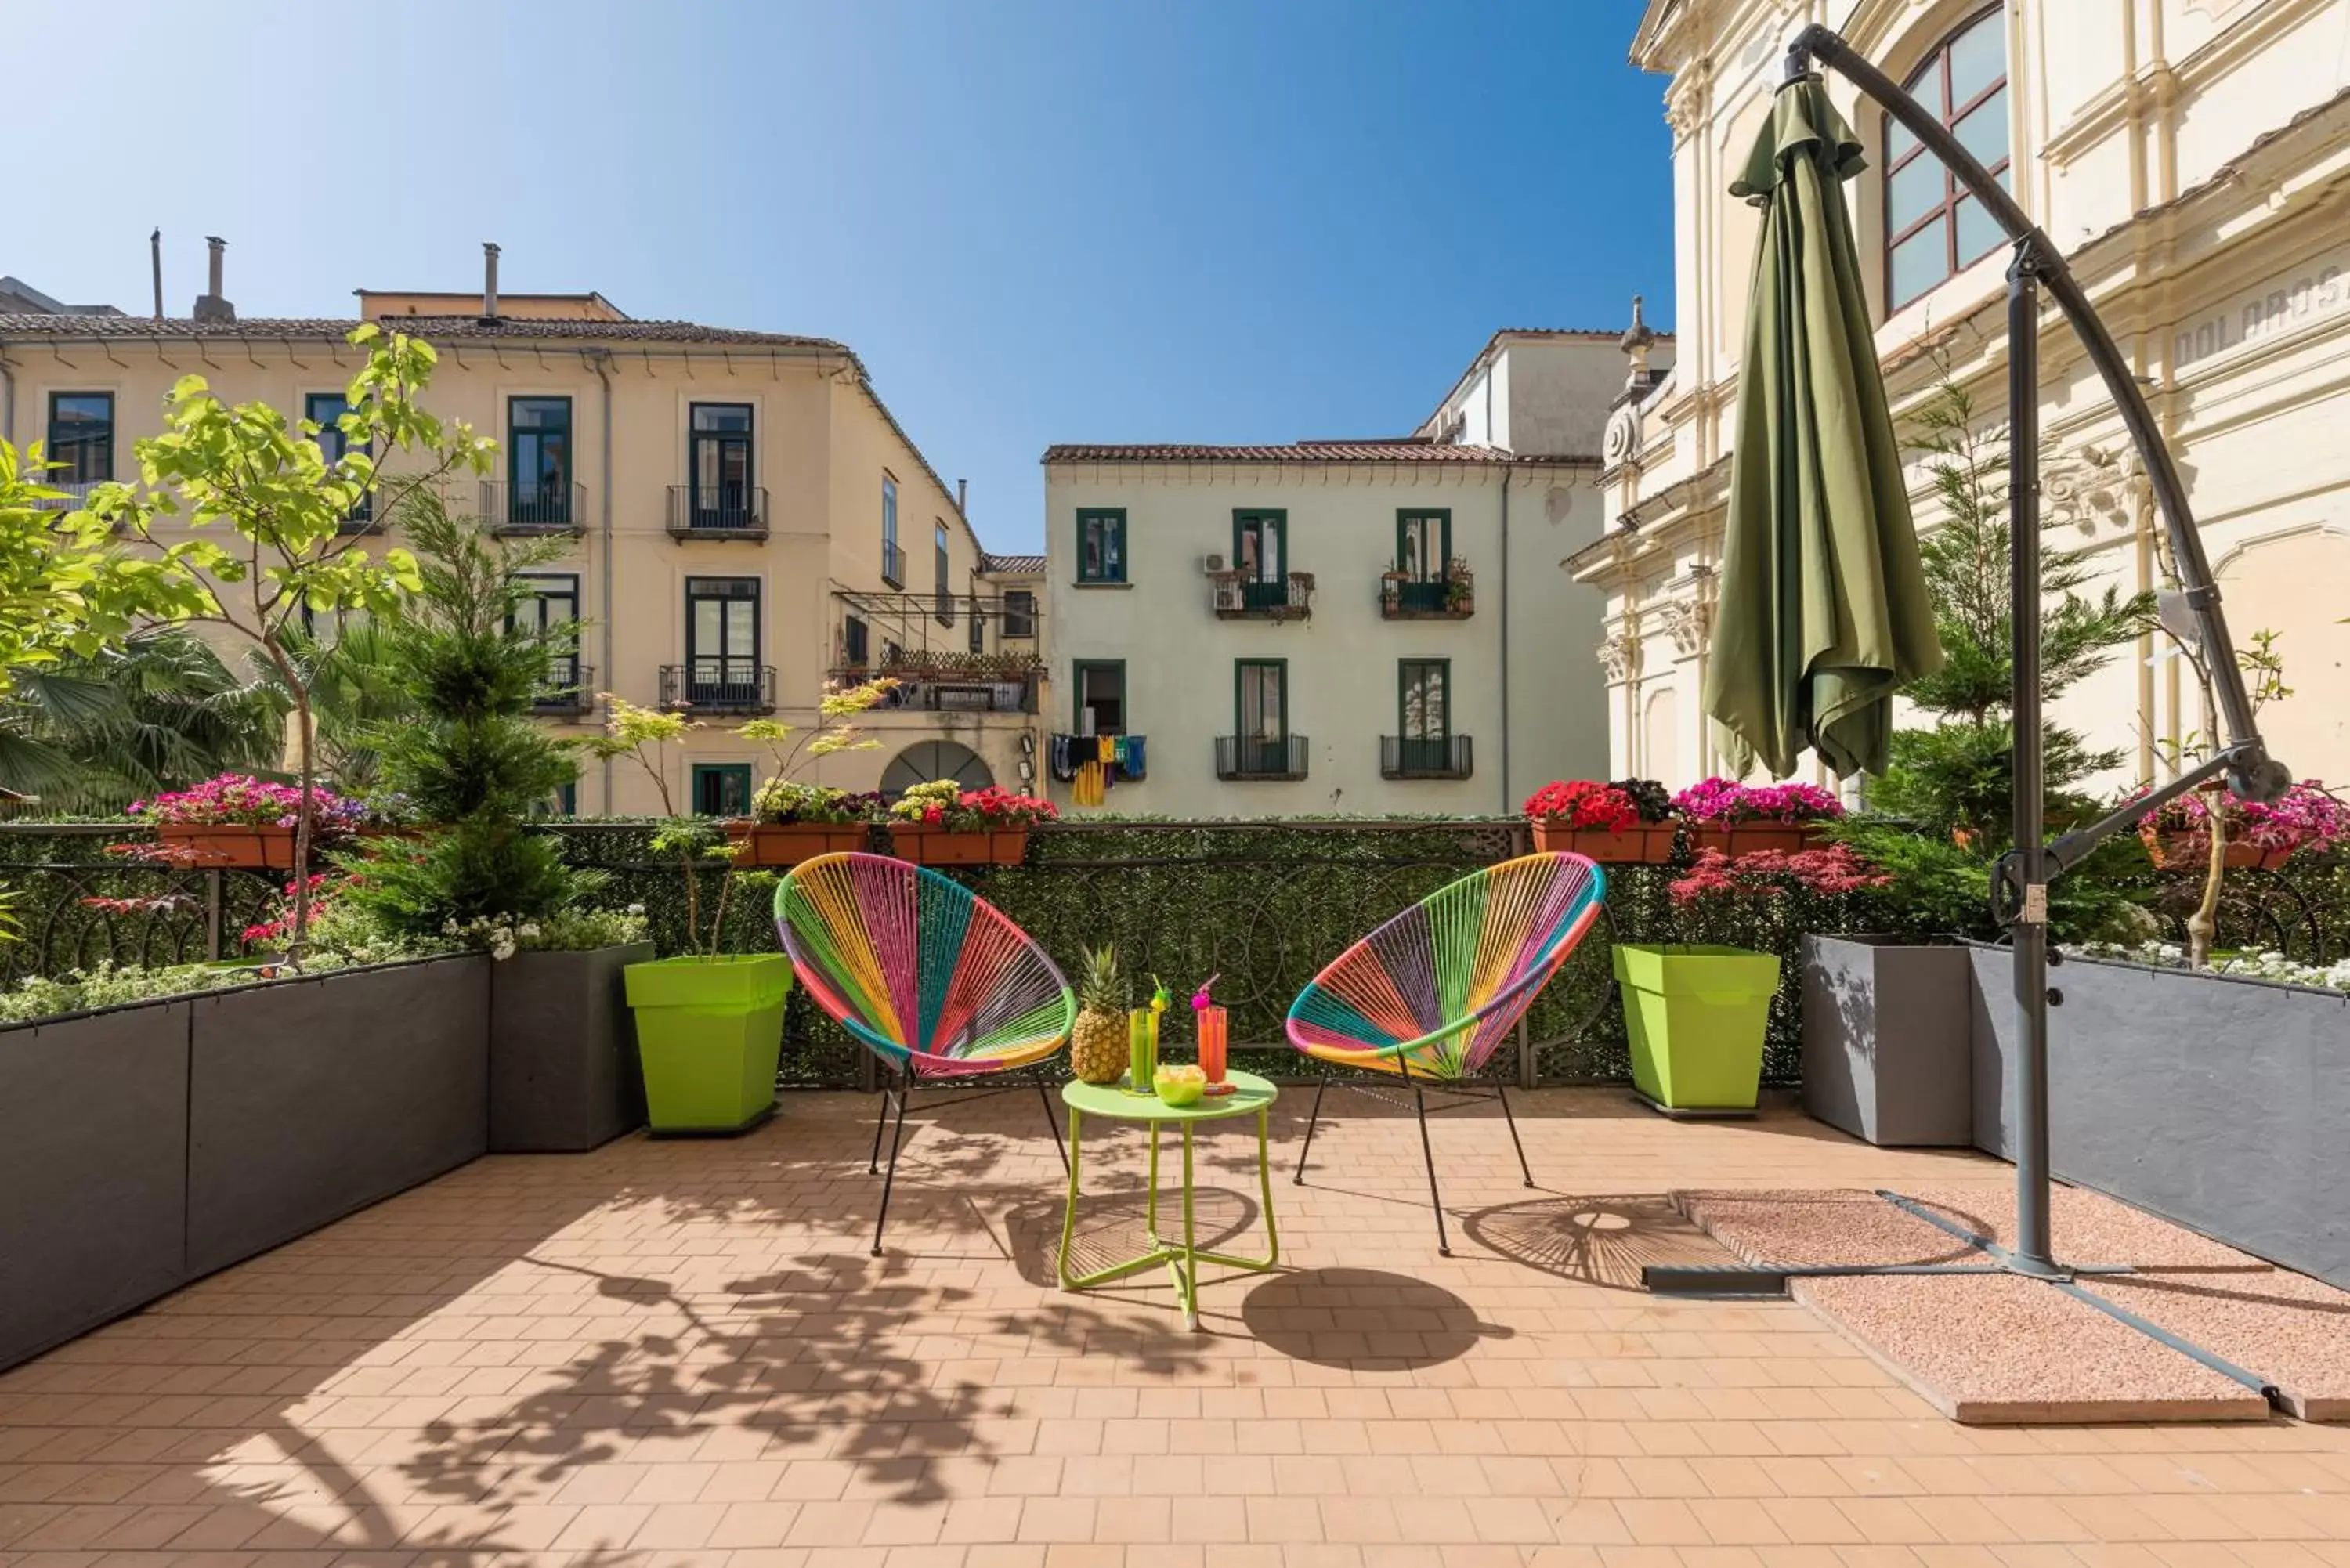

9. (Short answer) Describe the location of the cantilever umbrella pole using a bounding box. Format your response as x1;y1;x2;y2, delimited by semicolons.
1781;25;2287;1276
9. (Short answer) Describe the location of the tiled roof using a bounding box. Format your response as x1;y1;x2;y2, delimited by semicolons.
1043;441;1519;464
0;313;847;350
978;552;1046;575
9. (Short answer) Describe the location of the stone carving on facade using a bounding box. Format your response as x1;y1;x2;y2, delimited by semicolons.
1663;62;1710;143
1658;598;1712;658
2042;443;2146;537
1597;631;1640;685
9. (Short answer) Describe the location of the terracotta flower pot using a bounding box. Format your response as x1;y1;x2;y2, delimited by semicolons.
1531;821;1677;864
2138;822;2291;872
889;825;1029;866
725;821;871;868
1690;823;1826;856
154;823;298;869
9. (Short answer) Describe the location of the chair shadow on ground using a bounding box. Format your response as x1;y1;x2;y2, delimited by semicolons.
1461;1192;1747;1290
1238;1267;1511;1369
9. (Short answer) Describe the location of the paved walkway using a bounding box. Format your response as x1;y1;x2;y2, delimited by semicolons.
3;1087;2347;1566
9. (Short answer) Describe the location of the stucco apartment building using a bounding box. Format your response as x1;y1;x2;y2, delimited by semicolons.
1582;0;2350;792
1043;325;1672;817
1;247;1047;815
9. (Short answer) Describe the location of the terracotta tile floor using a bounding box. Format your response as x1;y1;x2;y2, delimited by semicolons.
5;1087;2348;1567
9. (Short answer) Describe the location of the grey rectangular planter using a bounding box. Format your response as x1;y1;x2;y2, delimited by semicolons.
1801;935;1975;1146
0;1001;193;1369
186;955;490;1276
1969;944;2350;1289
489;942;653;1151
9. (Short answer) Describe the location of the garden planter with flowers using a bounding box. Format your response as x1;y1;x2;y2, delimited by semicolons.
1672;776;1844;855
887;782;1057;867
1524;779;1677;863
126;774;370;869
727;782;884;868
2133;779;2348;873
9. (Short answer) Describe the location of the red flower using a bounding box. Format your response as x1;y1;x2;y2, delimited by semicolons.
1523;779;1639;832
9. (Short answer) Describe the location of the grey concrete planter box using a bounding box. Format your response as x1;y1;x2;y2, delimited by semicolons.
1800;935;1974;1146
186;956;490;1276
1969;943;2350;1289
0;1000;194;1369
489;942;653;1151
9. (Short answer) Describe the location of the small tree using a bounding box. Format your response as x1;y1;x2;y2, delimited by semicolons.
2147;622;2294;967
85;327;494;948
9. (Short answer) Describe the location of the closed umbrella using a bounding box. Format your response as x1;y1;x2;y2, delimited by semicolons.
1703;78;1942;780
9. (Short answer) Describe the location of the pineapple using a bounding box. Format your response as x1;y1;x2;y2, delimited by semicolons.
1070;944;1130;1084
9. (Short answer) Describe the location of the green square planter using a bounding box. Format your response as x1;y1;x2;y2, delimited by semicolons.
1614;943;1781;1111
623;954;794;1136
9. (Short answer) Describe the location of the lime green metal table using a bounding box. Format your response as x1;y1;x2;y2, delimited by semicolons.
1057;1070;1280;1331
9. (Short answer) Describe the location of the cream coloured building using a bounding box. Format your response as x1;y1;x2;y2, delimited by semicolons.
1;251;1046;814
1582;0;2350;792
1043;328;1670;816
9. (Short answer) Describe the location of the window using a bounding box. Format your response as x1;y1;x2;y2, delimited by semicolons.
685;576;761;703
881;474;902;583
1885;5;2010;310
1002;589;1036;638
967;601;985;654
308;392;371;525
1399;659;1450;740
692;763;753;817
1073;660;1126;736
515;573;581;700
1236;659;1286;741
508;396;573;526
1234;510;1286;581
1076;508;1126;583
844;613;870;667
689;403;754;529
935;521;953;626
46;393;113;486
1397;510;1450;582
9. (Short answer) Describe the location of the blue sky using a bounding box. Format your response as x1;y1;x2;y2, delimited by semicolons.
10;1;1673;554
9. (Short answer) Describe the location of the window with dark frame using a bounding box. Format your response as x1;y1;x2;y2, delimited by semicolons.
844;614;870;667
308;392;371;524
935;521;953;626
1077;508;1126;583
691;763;753;817
689;403;754;529
1399;659;1449;741
46;392;113;486
1236;659;1286;741
513;573;581;699
508;396;573;526
1884;5;2010;311
1002;589;1036;638
1073;660;1126;736
685;576;760;704
882;474;900;583
1397;511;1449;582
1233;511;1285;583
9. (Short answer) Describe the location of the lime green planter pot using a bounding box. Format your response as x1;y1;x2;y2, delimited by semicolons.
1614;944;1781;1111
622;954;794;1136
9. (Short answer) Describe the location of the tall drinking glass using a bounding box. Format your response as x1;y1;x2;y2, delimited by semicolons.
1198;1005;1228;1086
1128;1008;1158;1090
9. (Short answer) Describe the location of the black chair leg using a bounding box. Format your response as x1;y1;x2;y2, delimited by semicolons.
1496;1081;1534;1187
867;1074;891;1176
1293;1078;1329;1184
1407;1067;1451;1256
1033;1061;1070;1173
872;1075;909;1258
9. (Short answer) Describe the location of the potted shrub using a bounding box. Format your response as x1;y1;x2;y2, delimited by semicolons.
126;773;367;869
592;696;793;1136
1443;556;1475;614
888;782;1058;866
1619;844;1889;1113
1524;779;1674;862
1672;776;1843;854
724;685;897;867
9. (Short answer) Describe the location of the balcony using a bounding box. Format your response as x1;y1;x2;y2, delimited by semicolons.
666;484;768;541
1215;734;1310;781
881;541;907;587
532;661;596;717
658;662;777;715
1381;734;1474;780
31;479;105;512
833;661;1040;715
1210;571;1314;622
1379;564;1474;620
481;479;587;536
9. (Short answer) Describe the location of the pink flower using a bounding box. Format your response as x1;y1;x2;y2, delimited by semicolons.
1669;845;1888;906
1671;777;1843;826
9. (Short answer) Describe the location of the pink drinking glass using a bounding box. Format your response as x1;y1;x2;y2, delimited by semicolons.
1198;1006;1228;1085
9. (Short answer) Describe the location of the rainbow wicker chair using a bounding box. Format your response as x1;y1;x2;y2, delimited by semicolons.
1286;851;1605;1254
777;853;1076;1255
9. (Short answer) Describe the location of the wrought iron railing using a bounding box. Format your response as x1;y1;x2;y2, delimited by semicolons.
665;484;768;540
533;660;595;716
480;479;586;533
1380;566;1473;618
27;479;104;511
1216;734;1310;780
1210;571;1314;620
657;662;776;714
1382;734;1474;779
831;667;1039;714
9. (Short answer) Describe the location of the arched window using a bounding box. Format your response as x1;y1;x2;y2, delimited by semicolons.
1885;5;2010;310
881;740;995;794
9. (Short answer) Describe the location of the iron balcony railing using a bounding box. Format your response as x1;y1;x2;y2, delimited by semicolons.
1211;570;1314;621
1380;565;1474;619
666;484;768;540
658;662;777;714
482;479;587;534
532;661;595;717
833;667;1039;714
1216;734;1310;781
1381;734;1474;780
31;479;105;512
881;540;908;587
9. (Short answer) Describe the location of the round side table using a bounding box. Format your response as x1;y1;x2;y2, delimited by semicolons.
1056;1070;1280;1330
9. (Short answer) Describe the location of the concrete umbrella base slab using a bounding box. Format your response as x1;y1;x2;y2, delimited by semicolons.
1669;1184;2350;1425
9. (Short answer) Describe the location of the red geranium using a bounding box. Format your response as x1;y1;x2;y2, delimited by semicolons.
1522;779;1640;832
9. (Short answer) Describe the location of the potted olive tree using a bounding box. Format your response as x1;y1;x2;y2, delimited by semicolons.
593;697;793;1134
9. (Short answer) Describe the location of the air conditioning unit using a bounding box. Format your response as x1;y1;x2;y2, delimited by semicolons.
1202;553;1227;573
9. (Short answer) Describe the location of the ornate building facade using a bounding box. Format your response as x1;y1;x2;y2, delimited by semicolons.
1578;0;2350;791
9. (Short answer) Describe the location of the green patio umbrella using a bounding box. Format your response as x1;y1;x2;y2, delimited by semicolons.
1703;78;1942;780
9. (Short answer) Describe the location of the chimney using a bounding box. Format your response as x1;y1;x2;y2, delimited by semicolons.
481;242;501;322
956;478;967;516
192;235;234;323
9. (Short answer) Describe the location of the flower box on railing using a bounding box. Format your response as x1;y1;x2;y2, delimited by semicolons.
154;823;299;869
1531;822;1677;863
725;821;872;868
888;825;1029;867
1672;778;1843;858
1687;823;1831;856
2138;825;2291;873
1523;779;1678;864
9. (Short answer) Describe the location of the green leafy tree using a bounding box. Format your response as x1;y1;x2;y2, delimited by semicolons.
85;326;494;947
255;619;416;793
334;493;584;938
588;697;766;959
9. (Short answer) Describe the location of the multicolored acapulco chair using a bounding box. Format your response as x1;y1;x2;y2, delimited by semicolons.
1286;851;1605;1255
776;853;1076;1255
